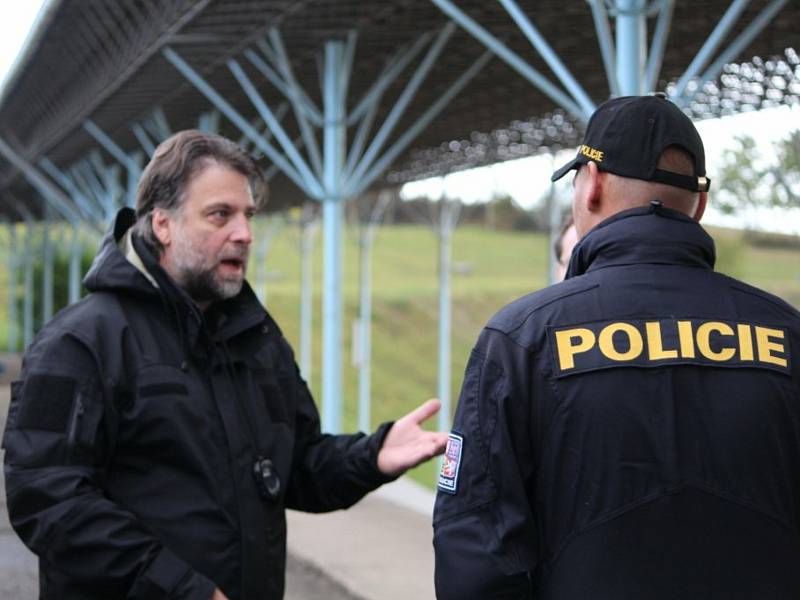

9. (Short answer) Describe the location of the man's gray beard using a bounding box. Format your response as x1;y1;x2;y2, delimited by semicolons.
179;266;243;304
172;236;245;304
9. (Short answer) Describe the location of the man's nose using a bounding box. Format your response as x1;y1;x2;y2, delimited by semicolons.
230;214;253;245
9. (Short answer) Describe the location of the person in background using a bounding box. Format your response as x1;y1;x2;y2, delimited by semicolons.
553;214;579;281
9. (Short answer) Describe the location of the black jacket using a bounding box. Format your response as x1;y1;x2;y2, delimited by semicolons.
3;208;393;600
433;204;800;599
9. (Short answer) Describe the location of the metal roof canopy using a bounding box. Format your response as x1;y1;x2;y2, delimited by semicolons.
0;0;797;429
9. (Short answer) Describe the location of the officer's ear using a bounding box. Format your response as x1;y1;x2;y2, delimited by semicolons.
692;191;708;222
580;161;603;214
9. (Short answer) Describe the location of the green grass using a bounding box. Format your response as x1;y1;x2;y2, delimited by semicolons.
2;221;798;489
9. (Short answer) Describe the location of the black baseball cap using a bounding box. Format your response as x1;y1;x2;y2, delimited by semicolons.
551;93;710;192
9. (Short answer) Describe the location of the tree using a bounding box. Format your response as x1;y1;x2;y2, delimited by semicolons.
716;130;800;215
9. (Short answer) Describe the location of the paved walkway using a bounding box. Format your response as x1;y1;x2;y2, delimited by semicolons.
0;354;439;600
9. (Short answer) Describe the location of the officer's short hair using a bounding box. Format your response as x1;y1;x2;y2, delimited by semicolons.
133;129;267;255
657;146;695;177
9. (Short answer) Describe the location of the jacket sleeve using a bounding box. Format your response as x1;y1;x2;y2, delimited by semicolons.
274;341;395;512
433;329;538;599
2;327;216;600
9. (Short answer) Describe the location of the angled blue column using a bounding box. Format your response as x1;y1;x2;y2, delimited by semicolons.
672;0;750;99
84;120;141;207
588;0;619;96
498;0;595;115
39;157;105;225
268;28;324;178
132;123;157;156
163;46;319;198
0;137;86;229
348;49;492;198
644;0;675;93
431;0;586;120
321;40;348;433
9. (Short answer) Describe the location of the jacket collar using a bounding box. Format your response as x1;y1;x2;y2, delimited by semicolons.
565;202;716;279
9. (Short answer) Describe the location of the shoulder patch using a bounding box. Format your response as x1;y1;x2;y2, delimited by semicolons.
437;432;464;495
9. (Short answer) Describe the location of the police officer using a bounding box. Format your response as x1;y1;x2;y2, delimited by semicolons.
433;94;800;599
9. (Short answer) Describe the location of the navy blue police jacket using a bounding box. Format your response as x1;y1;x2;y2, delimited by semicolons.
2;208;394;600
433;203;800;599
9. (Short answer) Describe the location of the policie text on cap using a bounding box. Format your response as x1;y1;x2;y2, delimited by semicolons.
551;93;711;193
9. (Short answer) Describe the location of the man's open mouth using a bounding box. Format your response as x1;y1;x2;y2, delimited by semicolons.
220;258;244;270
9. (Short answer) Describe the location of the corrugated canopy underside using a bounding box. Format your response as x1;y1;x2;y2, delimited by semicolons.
0;0;797;218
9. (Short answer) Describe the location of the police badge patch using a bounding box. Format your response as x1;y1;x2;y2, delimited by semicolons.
438;432;463;494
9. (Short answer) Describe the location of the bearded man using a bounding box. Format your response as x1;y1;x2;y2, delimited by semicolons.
3;130;447;600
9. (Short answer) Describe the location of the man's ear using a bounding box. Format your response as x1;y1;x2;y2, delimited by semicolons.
692;192;708;222
151;208;172;247
582;161;603;214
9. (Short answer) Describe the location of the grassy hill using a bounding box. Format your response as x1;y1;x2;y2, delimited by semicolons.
0;220;797;488
253;222;800;488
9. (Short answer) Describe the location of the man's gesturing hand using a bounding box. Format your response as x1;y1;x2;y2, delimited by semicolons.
377;399;449;477
210;588;229;600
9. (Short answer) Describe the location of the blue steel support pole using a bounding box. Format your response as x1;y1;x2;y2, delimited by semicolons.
692;0;788;100
672;0;751;99
228;59;322;194
347;23;456;188
42;210;53;323
7;222;18;352
346;34;432;127
431;0;585;119
615;0;647;96
498;0;595;116
71;163;111;223
345;99;380;180
132;123;157;156
357;227;373;432
128;153;142;208
69;222;82;304
84;120;141;207
357;191;391;432
321;40;347;433
299;205;317;382
437;191;454;434
38;157;105;224
644;0;674;93
268;28;324;178
247;45;324;127
0;137;86;228
163;47;318;198
150;108;172;140
102;164;124;217
588;0;619;97
349;49;493;198
22;217;33;348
